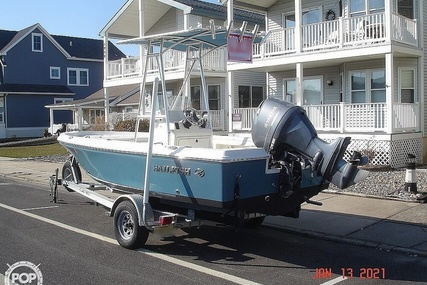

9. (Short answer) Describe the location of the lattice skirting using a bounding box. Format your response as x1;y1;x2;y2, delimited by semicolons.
323;135;423;168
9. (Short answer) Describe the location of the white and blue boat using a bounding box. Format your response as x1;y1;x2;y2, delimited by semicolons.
56;25;368;249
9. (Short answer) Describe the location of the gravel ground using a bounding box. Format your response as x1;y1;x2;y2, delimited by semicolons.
25;154;427;201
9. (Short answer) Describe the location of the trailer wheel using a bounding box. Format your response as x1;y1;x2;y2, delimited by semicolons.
62;160;82;183
114;201;149;249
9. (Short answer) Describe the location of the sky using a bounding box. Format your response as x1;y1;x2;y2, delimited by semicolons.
0;0;220;54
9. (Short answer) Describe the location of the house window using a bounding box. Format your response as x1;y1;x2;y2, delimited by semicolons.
238;86;263;108
283;7;322;28
350;69;385;103
208;85;220;110
0;112;3;124
54;98;73;104
50;67;60;79
399;68;416;103
350;0;385;17
89;109;104;124
67;68;89;86
32;33;43;52
396;0;413;18
350;71;366;103
191;86;201;109
284;77;323;105
371;70;386;102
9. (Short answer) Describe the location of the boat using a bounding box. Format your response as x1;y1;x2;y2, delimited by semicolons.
56;23;369;249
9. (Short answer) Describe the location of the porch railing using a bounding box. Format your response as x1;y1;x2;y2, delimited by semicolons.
254;12;418;58
107;48;226;80
233;102;419;133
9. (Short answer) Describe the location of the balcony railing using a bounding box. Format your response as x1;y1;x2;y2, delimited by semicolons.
107;48;226;80
233;102;419;133
254;13;418;59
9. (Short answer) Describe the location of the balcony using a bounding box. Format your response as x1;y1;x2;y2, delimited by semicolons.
233;102;419;134
106;48;227;81
253;13;418;59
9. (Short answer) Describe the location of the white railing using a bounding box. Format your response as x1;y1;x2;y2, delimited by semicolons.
232;108;258;130
391;13;417;45
342;103;387;131
108;57;140;79
232;103;419;133
255;12;418;59
393;103;419;131
107;48;226;80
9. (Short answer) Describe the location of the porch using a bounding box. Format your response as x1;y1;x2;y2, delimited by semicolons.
233;102;419;134
253;13;418;59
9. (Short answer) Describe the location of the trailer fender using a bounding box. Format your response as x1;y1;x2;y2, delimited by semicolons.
110;194;145;227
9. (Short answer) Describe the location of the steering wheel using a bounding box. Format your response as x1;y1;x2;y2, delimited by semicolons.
183;108;207;128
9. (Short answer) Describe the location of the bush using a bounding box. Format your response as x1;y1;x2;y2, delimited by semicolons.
113;118;149;132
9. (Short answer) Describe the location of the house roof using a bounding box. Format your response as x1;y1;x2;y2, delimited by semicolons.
0;83;74;95
45;84;140;109
174;0;264;23
219;0;276;12
0;24;125;60
100;0;264;39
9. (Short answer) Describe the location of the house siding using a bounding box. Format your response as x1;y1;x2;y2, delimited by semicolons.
233;71;266;108
267;0;337;30
147;8;179;35
4;28;103;101
6;94;71;128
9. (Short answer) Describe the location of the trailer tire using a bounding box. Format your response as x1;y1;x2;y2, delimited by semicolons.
114;201;149;249
62;160;82;192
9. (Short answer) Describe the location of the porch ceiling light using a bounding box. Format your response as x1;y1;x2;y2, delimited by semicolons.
327;80;333;86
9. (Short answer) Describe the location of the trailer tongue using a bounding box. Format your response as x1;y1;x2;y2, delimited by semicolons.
51;24;368;249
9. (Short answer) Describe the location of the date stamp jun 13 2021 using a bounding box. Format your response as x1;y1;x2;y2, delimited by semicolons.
312;267;386;280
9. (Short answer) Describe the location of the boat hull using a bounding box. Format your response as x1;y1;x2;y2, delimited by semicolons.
58;132;326;215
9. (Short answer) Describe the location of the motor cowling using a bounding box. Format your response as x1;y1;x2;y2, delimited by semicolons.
251;98;368;189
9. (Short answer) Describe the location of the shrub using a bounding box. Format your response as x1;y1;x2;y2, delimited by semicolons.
113;118;149;132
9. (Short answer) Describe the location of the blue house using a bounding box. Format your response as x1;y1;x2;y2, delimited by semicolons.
0;23;125;138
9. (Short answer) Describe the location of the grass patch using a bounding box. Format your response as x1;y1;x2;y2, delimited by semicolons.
0;143;68;158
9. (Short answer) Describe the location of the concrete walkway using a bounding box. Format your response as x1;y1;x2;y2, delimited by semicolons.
0;157;426;257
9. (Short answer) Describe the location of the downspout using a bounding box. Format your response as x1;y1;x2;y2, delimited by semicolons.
0;56;5;84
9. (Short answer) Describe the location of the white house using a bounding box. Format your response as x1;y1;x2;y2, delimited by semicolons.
100;0;266;133
223;0;424;168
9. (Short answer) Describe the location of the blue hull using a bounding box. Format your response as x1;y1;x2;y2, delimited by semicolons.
59;133;327;214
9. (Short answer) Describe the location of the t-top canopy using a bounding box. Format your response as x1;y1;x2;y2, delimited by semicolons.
118;22;261;52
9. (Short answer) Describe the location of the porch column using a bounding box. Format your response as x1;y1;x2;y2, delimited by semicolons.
227;71;234;133
226;0;234;133
419;1;424;135
295;62;303;105
294;0;302;53
385;53;394;134
227;0;233;30
139;0;145;76
78;107;83;131
49;108;54;134
139;0;146;115
104;87;109;128
384;0;392;43
103;34;109;82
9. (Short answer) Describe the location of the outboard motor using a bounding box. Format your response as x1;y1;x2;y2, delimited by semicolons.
252;98;368;189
